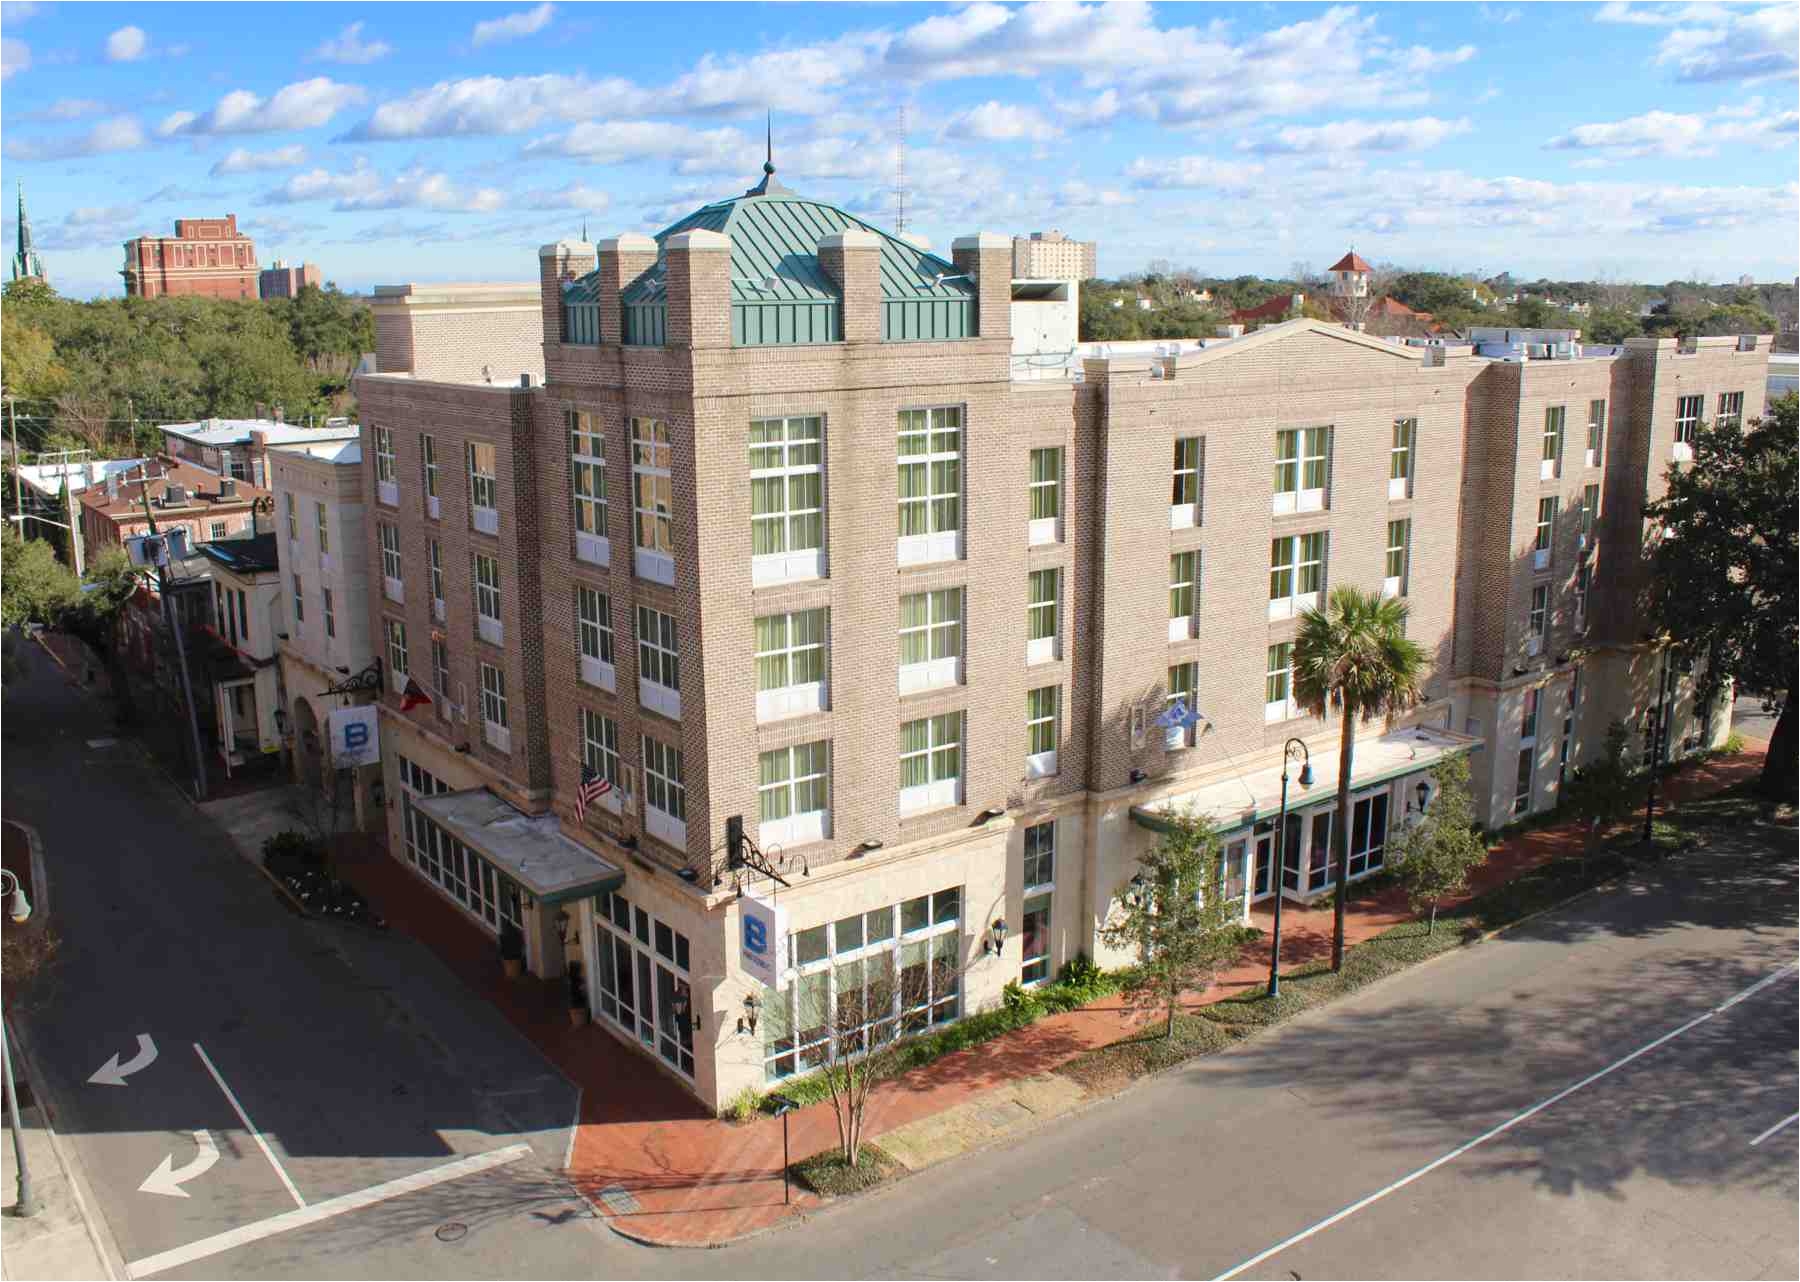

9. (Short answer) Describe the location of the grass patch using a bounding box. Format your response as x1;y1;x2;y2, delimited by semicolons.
790;1144;902;1197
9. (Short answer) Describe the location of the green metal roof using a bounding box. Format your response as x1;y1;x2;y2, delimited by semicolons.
564;171;977;345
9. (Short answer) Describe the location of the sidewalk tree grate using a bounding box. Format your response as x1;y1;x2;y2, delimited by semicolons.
598;1184;641;1216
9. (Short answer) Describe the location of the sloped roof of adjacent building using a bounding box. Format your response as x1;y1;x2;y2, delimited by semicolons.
1329;251;1373;273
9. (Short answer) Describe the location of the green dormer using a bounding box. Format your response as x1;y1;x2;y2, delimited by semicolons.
563;160;977;347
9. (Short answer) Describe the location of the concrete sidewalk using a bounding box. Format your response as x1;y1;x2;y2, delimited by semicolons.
332;738;1770;1248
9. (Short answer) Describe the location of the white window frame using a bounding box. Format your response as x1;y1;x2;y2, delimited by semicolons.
571;410;610;568
1169;550;1199;641
1674;394;1702;458
900;712;963;817
474;553;503;647
576;585;616;692
374;426;398;506
898;588;963;694
897;406;963;565
292;573;304;627
580;709;624;816
1541;406;1565;480
1389;418;1415;501
314;501;330;572
1384;518;1411;598
755;608;828;722
1574;561;1591;630
1579;483;1600;550
1166;662;1198;749
430;539;445;623
1266;642;1299;724
1170;436;1203;529
1273;426;1329;514
480;661;510;753
1268;531;1325;620
284;491;298;542
636;605;681;720
631;417;675;585
1026;568;1061;665
322;585;335;639
385;617;409;678
1528;584;1550;652
1716;391;1743;431
750;415;825;585
422;432;440;519
1026;686;1059;778
1534;496;1558;571
1521;686;1541;746
379;522;404;604
431;637;450;722
758;741;830;848
1585;400;1605;467
642;734;687;848
210;520;227;541
1513;746;1533;816
467;441;499;536
1021;821;1055;986
1029;446;1063;544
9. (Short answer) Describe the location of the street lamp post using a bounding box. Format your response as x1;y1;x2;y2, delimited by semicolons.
1;868;39;1218
1268;738;1314;999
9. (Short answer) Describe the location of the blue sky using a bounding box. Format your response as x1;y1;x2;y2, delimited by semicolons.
2;1;1795;299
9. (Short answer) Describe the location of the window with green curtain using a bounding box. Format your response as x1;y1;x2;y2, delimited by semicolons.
1273;429;1299;494
758;749;792;822
1267;643;1292;704
1269;537;1295;600
1170;551;1196;621
901;717;931;788
1029;448;1061;520
900;589;961;665
750;416;823;557
754;615;788;689
1028;686;1058;754
792;741;828;813
1298;532;1326;593
1301;427;1330;490
1027;569;1059;642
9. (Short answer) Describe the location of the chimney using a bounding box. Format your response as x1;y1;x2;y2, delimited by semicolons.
664;229;732;348
817;229;881;343
595;234;658;345
538;239;600;347
220;476;237;499
951;232;1012;341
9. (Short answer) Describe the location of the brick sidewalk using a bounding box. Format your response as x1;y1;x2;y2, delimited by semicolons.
339;747;1769;1248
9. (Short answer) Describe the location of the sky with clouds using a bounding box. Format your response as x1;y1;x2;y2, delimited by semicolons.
1;0;1795;299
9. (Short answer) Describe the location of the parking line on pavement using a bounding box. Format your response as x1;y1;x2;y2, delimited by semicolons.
1215;961;1799;1282
124;1142;534;1279
193;1042;305;1209
1749;1111;1798;1147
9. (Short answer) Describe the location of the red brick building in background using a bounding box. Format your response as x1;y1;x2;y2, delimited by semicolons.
259;259;323;300
122;215;259;299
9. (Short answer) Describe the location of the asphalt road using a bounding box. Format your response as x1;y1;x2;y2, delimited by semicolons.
2;640;598;1280
7;638;1795;1280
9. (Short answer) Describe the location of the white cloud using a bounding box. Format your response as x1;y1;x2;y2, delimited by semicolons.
1057;180;1135;208
1599;2;1797;83
1;37;29;80
4;115;145;159
659;34;886;115
1244;116;1473;155
105;26;147;62
161;78;367;136
33;98;108;121
312;21;391;65
1479;5;1522;23
210;145;310;176
1125;155;1267;195
1;3;44;23
1385;43;1477;74
471;3;554;48
338;74;634;140
523;120;746;174
263;158;505;213
1547;105;1799;157
944;101;1061;142
517;182;613;212
1053;88;1121;129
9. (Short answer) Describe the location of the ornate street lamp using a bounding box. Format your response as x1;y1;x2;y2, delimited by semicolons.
1268;738;1314;999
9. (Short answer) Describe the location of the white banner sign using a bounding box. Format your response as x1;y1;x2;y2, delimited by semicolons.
739;893;788;989
328;706;381;768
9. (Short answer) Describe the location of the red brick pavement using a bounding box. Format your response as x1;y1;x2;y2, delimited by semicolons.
336;747;1768;1247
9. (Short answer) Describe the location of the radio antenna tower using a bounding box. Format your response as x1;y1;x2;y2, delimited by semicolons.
893;103;909;236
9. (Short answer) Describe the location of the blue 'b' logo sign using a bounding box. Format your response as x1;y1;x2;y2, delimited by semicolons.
743;916;768;957
344;723;370;751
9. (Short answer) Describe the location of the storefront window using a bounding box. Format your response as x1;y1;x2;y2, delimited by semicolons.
591;891;693;1078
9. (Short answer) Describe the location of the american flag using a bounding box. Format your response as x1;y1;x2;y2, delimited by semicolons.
574;765;612;824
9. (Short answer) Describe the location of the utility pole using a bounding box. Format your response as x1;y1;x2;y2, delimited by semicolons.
7;396;22;526
133;465;209;802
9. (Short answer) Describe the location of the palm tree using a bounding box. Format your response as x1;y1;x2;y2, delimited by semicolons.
1293;585;1429;971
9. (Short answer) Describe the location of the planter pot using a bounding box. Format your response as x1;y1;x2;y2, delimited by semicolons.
568;1006;589;1028
501;957;524;979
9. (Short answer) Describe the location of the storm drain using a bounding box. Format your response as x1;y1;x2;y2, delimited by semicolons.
597;1184;641;1216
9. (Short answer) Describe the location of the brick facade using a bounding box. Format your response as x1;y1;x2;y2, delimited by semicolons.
121;214;258;300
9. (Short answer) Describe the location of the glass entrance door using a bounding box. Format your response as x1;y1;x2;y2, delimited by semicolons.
1252;824;1276;900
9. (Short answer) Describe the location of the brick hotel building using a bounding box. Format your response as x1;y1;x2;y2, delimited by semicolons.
353;162;1769;1111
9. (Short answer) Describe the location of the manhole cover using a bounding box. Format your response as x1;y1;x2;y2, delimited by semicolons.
435;1222;467;1243
598;1184;641;1216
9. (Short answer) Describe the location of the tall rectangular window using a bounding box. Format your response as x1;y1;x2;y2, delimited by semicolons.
467;441;498;532
1575;562;1591;625
480;662;509;746
1675;394;1703;445
1021;822;1054;985
1535;497;1558;558
581;709;622;793
431;637;449;713
1271;426;1329;512
1266;642;1295;722
899;588;963;692
643;734;687;826
1166;662;1198;748
1521;687;1540;742
1385;519;1411;596
1169;551;1198;639
1027;685;1059;773
571;410;608;564
750;415;824;582
1026;568;1060;664
1581;484;1600;543
631;417;674;583
758;742;829;846
385;618;409;676
900;712;963;815
755;609;827;720
1513;747;1533;815
1586;400;1606;464
1269;532;1326;618
474;553;502;645
314;502;329;556
421;433;439;502
897;406;962;564
322;586;335;638
577;586;614;664
1542;406;1565;477
292;573;305;624
1716;391;1743;430
284;492;297;540
637;606;680;696
1390;418;1415;499
1529;584;1550;637
379;522;402;601
430;539;444;612
1171;437;1203;527
1023;822;1055;890
1029;447;1062;543
374;426;396;486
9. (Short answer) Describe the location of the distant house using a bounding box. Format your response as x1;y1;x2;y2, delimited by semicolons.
1231;293;1306;327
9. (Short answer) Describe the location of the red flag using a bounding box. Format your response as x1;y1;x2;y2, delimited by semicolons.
399;676;432;712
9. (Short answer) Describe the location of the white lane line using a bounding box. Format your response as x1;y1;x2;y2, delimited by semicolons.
193;1042;305;1209
562;1087;582;1171
124;1142;533;1279
1750;1111;1799;1147
1215;961;1798;1282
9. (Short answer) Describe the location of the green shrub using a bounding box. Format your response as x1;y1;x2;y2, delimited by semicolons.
1001;981;1038;1014
261;830;322;874
790;1145;901;1197
1722;731;1747;754
722;1086;761;1123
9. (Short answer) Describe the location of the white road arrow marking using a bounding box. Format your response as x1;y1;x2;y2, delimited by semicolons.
139;1130;220;1198
89;1034;158;1086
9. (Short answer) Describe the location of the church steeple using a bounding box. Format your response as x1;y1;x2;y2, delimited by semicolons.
12;182;46;283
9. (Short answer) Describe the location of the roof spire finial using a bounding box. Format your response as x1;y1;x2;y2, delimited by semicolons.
764;110;775;178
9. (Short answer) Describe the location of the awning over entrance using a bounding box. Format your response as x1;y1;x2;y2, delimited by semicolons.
1131;724;1482;835
415;788;625;905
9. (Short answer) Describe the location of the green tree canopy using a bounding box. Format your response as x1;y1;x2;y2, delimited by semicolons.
0;526;82;629
1391;753;1488;932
